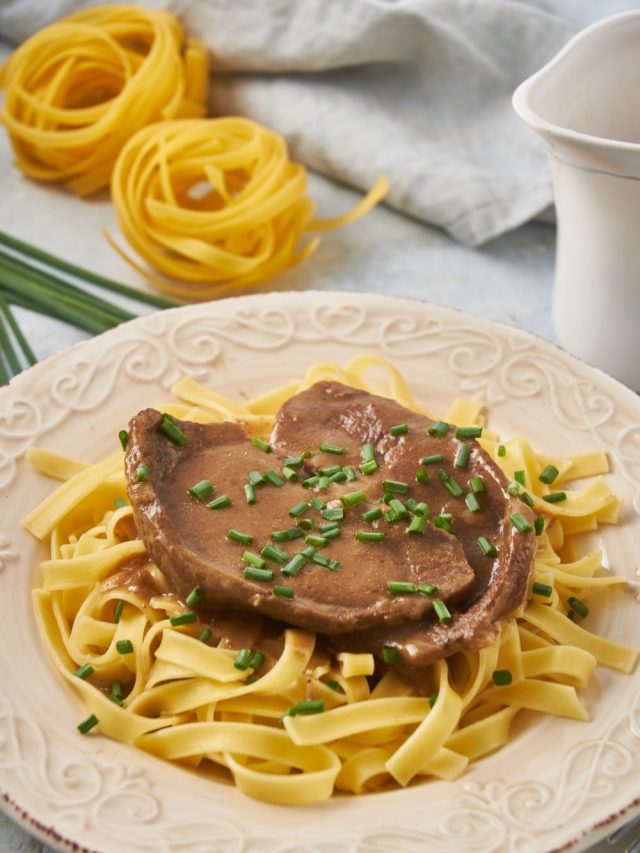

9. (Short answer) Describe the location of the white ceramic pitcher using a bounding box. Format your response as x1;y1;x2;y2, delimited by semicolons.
513;11;640;391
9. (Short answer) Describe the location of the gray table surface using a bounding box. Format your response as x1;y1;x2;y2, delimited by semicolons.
1;57;635;853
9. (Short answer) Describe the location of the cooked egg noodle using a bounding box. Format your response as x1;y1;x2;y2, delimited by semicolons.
25;355;638;803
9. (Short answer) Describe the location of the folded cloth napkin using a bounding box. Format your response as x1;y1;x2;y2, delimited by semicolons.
0;0;625;245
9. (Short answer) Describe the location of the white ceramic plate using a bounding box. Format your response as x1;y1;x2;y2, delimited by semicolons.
1;291;638;853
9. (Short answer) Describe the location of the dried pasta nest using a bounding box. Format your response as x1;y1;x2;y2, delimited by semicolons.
109;117;389;300
0;4;208;195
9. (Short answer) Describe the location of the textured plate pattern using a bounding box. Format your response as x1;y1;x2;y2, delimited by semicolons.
0;292;638;853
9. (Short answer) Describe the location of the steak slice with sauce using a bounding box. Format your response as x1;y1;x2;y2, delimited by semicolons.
125;409;476;634
271;381;536;666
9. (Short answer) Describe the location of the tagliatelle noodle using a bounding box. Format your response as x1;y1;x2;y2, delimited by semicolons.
108;118;389;299
0;5;208;195
24;354;638;804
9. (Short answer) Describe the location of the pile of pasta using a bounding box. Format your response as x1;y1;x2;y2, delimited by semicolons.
108;118;389;300
23;356;637;805
0;5;208;196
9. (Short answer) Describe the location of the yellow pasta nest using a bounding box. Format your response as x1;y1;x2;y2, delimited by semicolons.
109;117;389;300
0;5;208;195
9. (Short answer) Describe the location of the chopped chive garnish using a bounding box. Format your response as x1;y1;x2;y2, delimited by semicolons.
260;544;289;564
361;443;376;463
438;470;464;498
389;498;410;519
532;582;553;597
388;581;417;595
326;679;342;692
383;479;409;495
243;566;274;582
535;516;545;536
384;510;398;523
343;465;357;482
469;476;485;494
406;498;419;512
341;490;366;509
415;469;429;484
421;453;444;465
289;501;311;518
251;436;271;453
567;596;589;618
497;445;506;457
249;651;264;671
465;492;481;513
319;521;340;533
311;553;340;570
360;459;379;475
428;693;438;708
118;429;128;451
356;531;385;542
318;476;330;489
282;553;308;577
296;518;314;531
455;426;482;439
319;443;345;455
418;583;438;596
362;506;383;523
234;648;252;670
434;513;454;534
302;475;320;488
477;536;497;557
305;534;328;547
389;423;409;436
433;599;452;624
272;527;304;543
187;479;214;501
507;481;520;496
160;413;188;446
539;464;560;484
274;585;295;599
198;627;212;644
77;714;99;734
282;466;298;481
169;611;197;627
308;497;325;512
521;491;535;508
322;507;344;522
414;501;430;516
243;551;266;569
323;526;341;541
509;512;533;534
321;465;342;476
283;455;304;468
74;663;94;680
492;669;512;686
114;497;127;508
567;609;576;621
244;484;256;505
514;470;526;486
264;469;285;487
186;587;203;607
248;470;266;487
302;545;315;558
136;463;148;482
407;514;426;534
113;601;124;623
227;529;253;545
454;443;471;469
283;699;325;717
543;491;567;503
382;645;399;664
109;681;123;705
329;470;347;484
207;495;231;510
428;421;449;438
116;639;134;654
